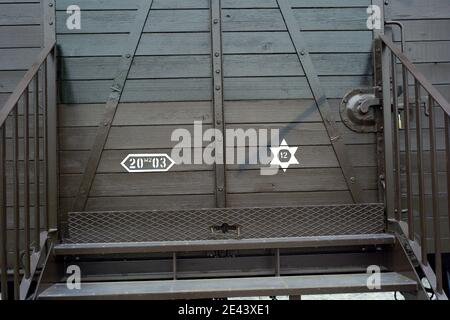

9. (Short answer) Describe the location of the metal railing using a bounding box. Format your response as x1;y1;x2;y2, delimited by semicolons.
0;40;58;300
378;34;450;299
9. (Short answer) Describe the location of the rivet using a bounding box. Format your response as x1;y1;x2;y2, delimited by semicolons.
215;52;220;57
215;69;221;74
216;120;222;125
125;54;131;58
384;0;389;5
213;19;219;24
49;3;53;7
350;177;356;184
215;85;221;91
49;21;53;25
300;50;306;55
218;187;224;192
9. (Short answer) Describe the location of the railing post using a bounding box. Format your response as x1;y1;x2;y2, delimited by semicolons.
380;39;395;219
44;0;58;232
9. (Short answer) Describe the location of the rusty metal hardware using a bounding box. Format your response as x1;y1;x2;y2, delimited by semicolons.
341;88;381;133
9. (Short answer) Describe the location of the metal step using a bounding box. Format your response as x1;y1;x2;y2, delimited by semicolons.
54;233;396;255
37;272;417;300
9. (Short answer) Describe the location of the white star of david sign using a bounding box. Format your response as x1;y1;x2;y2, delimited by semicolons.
270;139;299;172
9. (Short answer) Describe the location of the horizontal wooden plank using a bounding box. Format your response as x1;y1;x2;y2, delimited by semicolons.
59;195;217;213
55;0;370;10
222;8;368;31
0;70;25;92
59;102;213;127
0;25;42;48
222;31;372;54
405;41;450;63
60;76;371;103
60;78;212;103
59;144;376;174
0;3;41;25
60;55;211;80
385;0;450;20
224;99;341;123
60;171;215;197
59;100;344;127
59;122;374;151
226;167;377;193
391;20;450;42
414;63;450;85
57;31;373;56
56;8;368;34
223;76;372;100
228;190;379;207
0;48;41;70
61;54;373;80
60;53;372;80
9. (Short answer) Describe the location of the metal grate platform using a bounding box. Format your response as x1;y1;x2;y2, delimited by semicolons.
63;204;385;244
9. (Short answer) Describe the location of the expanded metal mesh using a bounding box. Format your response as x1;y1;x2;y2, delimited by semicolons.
63;204;385;244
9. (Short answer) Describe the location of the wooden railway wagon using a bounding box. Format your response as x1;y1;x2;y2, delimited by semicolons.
0;0;449;300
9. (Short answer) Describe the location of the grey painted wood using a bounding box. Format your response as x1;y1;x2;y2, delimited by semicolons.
56;8;368;34
59;102;213;127
60;76;370;103
55;0;370;10
60;53;371;80
0;48;41;70
60;171;215;197
226;167;377;193
0;3;41;25
60;79;212;103
59;122;374;151
228;190;378;207
404;41;450;63
385;0;450;20
59;144;376;174
57;31;372;56
392;20;450;42
59;195;217;213
0;26;42;47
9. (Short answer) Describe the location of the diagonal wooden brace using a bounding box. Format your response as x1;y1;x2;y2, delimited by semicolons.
277;0;364;203
71;0;154;213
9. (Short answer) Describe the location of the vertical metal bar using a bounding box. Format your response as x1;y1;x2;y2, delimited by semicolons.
12;107;20;300
23;87;31;278
210;0;226;207
43;0;58;232
402;67;414;240
391;53;402;221
445;114;450;254
428;95;443;294
414;80;427;264
34;76;41;252
380;41;395;218
43;61;49;231
275;249;280;277
0;125;7;300
172;253;177;280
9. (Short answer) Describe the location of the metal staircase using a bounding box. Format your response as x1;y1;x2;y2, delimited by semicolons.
1;12;450;301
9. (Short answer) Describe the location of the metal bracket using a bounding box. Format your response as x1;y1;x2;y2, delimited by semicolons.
341;88;381;133
210;0;226;207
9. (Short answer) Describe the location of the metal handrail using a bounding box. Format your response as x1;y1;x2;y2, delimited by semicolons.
0;40;56;126
379;34;450;115
378;33;450;299
0;40;57;300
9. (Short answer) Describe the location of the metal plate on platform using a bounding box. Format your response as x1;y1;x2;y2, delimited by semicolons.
63;204;385;244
